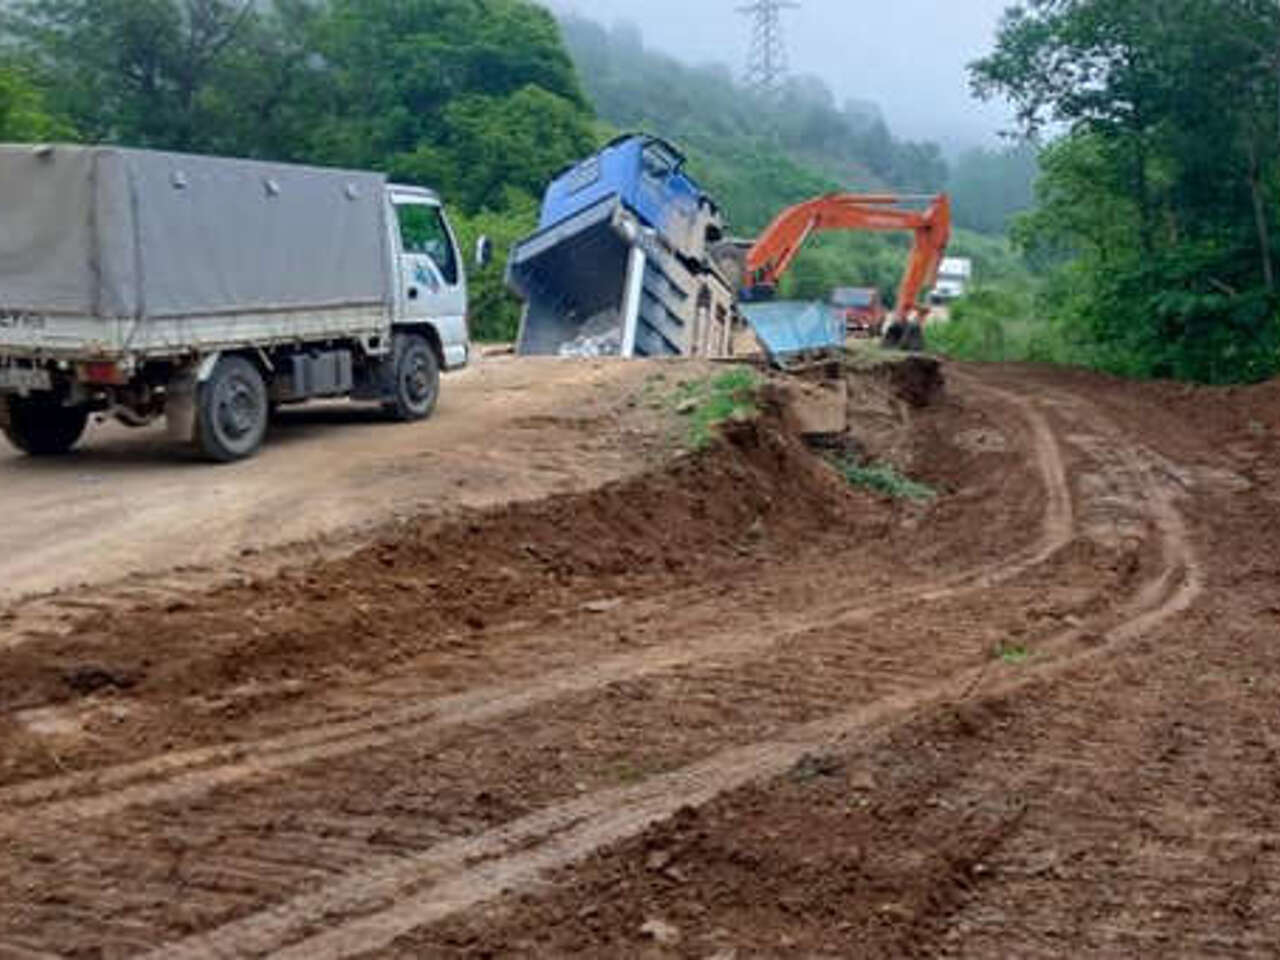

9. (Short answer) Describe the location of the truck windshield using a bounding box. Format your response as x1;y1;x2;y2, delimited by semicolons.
395;202;458;286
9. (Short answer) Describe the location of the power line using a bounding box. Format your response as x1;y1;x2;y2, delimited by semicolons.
737;0;800;99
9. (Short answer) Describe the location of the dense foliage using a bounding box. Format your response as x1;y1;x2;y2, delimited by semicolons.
961;0;1280;383
0;64;65;140
948;143;1038;236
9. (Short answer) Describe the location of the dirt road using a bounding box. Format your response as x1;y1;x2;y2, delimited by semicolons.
0;359;1276;957
0;356;691;627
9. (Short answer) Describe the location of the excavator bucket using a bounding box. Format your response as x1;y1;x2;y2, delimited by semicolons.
882;319;926;352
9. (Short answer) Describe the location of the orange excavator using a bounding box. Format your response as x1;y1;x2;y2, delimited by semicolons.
741;192;952;351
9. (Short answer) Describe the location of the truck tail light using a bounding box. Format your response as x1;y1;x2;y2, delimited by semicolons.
79;361;129;385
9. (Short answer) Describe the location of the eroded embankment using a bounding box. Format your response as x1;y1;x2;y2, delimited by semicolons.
0;369;1046;785
0;418;837;697
393;368;1270;960
0;401;865;777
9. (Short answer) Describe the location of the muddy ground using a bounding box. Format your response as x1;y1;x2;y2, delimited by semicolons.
0;357;1277;958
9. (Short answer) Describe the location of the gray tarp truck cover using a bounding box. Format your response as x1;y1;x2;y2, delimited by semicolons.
0;144;391;333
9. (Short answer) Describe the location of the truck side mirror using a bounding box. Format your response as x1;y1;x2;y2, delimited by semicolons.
475;235;493;270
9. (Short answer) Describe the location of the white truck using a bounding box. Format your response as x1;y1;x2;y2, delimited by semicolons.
929;256;973;304
0;144;482;461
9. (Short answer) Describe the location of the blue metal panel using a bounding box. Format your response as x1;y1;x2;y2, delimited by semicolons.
739;300;845;365
538;138;641;231
536;135;707;254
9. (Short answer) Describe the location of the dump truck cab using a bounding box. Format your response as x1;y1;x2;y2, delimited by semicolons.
536;135;722;258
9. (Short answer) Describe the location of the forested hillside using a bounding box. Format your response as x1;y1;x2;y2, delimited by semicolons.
556;14;1026;306
948;143;1038;236
939;0;1280;384
557;15;948;234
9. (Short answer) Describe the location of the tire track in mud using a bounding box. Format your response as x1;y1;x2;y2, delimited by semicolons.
145;391;1203;960
123;382;1206;960
0;377;1200;958
0;383;1073;833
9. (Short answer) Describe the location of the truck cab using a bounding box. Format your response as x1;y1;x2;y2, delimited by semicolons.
830;286;886;337
929;257;973;304
387;185;470;370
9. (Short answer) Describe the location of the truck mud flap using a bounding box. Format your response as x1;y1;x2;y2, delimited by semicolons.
165;371;198;444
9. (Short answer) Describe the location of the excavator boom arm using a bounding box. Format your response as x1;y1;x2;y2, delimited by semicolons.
745;193;952;321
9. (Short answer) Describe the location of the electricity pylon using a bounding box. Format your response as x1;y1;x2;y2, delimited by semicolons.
737;0;800;99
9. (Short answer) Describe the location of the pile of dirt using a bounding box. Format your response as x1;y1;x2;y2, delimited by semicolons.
0;408;869;719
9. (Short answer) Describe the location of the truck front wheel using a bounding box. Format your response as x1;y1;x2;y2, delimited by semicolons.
384;334;439;421
196;355;269;462
1;394;90;456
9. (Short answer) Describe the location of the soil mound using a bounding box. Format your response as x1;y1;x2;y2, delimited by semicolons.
0;411;867;717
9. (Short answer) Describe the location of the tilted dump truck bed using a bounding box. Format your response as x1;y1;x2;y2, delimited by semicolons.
506;135;736;360
508;195;733;358
0;145;392;359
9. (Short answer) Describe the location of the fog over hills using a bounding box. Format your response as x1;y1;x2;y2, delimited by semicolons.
548;0;1016;152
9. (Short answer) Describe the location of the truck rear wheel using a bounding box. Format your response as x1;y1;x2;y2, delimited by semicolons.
383;334;439;422
1;395;89;456
196;355;269;462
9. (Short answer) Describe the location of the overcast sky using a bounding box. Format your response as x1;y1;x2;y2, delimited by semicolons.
549;0;1016;151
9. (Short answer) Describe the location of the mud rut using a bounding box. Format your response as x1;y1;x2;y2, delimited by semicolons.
0;368;1218;957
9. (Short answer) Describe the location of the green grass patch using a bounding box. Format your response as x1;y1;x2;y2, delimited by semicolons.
674;367;762;449
836;458;937;501
995;642;1031;665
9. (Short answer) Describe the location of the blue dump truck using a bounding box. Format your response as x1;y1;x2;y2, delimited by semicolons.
506;135;738;359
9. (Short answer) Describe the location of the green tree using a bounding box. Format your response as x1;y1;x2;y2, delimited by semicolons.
973;0;1280;383
0;64;69;140
3;0;259;150
449;188;540;342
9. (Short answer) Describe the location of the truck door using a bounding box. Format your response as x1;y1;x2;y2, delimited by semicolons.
390;196;468;368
